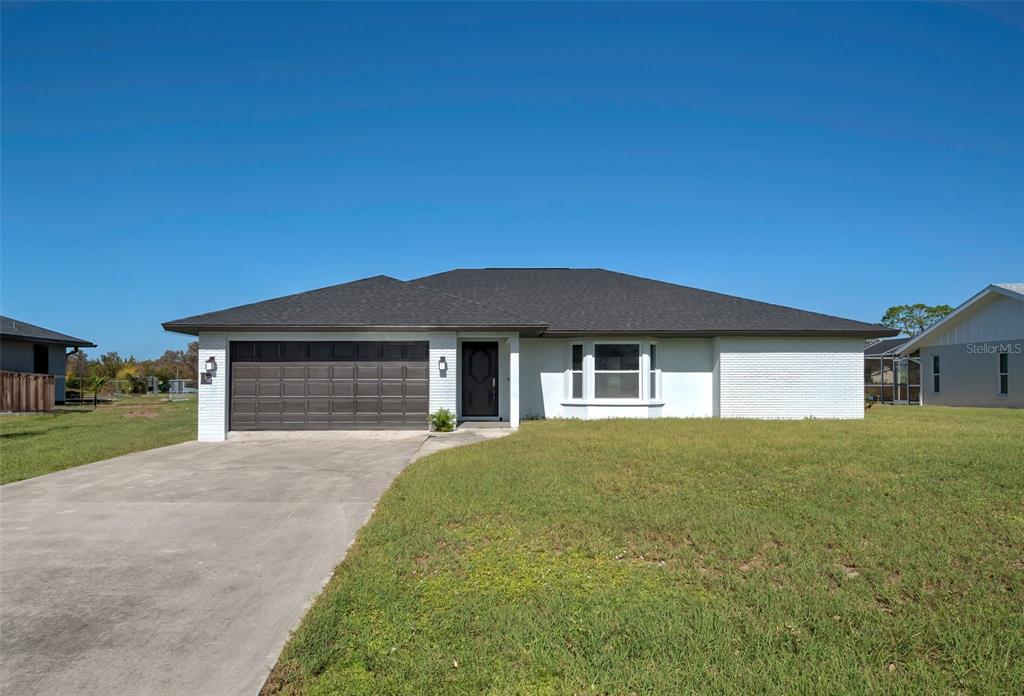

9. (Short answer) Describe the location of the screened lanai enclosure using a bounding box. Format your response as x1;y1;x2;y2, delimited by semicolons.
864;338;920;405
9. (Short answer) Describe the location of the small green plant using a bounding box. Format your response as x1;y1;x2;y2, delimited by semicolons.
428;408;456;432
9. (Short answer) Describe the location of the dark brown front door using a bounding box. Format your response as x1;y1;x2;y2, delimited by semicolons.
462;342;499;417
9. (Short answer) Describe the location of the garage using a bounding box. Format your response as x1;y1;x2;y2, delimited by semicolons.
229;341;429;430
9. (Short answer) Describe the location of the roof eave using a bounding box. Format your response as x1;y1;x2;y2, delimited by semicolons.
0;334;96;348
542;328;898;338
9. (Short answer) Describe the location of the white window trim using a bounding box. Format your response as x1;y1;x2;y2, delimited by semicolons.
932;355;940;393
569;343;584;400
563;339;663;405
998;352;1008;397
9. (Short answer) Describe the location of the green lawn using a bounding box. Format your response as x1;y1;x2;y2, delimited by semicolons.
0;396;196;484
264;407;1023;695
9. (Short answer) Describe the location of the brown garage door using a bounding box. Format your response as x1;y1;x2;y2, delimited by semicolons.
229;341;429;430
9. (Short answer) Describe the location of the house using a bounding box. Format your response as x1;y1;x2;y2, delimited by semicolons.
162;269;896;441
898;284;1023;408
0;316;95;404
864;337;919;405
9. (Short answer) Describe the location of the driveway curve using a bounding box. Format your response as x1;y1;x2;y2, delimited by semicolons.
0;431;427;696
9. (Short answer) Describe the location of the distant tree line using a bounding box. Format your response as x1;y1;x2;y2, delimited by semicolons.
66;341;199;395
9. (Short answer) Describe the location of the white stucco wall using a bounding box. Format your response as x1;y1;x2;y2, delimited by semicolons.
518;338;565;418
715;336;864;419
658;339;714;417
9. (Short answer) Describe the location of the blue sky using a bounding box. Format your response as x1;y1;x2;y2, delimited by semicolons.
2;2;1021;358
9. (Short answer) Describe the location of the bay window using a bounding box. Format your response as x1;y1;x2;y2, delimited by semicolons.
594;343;640;398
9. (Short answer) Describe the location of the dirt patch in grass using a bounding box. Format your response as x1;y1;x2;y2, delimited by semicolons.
123;408;159;419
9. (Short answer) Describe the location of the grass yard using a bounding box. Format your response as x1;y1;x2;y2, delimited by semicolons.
0;396;196;484
264;407;1023;695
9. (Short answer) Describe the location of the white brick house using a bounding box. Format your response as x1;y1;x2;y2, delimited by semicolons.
164;269;895;441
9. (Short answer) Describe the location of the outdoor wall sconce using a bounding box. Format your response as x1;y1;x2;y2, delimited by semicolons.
438;356;447;375
201;356;217;384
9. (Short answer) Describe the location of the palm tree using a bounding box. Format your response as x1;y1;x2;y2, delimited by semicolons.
87;375;110;409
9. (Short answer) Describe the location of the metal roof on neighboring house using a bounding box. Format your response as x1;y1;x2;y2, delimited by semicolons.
0;316;95;347
864;337;909;356
163;268;897;338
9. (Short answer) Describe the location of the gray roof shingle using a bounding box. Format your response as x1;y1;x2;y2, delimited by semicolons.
162;275;546;333
163;269;896;338
414;269;895;337
0;316;95;347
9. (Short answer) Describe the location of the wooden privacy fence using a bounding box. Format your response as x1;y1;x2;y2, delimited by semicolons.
1;370;55;412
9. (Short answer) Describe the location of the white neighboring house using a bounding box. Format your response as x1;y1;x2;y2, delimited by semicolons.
898;283;1023;409
162;269;895;441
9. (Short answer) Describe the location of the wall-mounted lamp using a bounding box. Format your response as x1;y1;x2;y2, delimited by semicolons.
438;356;447;375
205;356;217;376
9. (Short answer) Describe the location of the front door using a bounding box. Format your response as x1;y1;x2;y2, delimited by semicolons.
462;342;499;417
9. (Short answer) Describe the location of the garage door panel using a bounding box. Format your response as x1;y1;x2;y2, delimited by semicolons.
233;381;257;397
380;397;405;414
330;397;354;413
307;382;330;397
308;343;332;361
405;397;428;414
380;381;403;397
331;364;354;379
233;365;258;380
257;382;281;397
380;365;404;380
282;382;305;397
405;381;427;397
355;381;379;397
305;364;329;380
230;341;428;431
232;398;257;414
281;399;306;415
258;365;283;379
354;365;378;380
282;365;306;380
331;381;354;397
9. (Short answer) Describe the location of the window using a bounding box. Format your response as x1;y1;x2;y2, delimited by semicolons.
999;353;1008;395
33;344;48;374
649;343;658;399
570;344;583;399
594;344;639;398
932;355;940;393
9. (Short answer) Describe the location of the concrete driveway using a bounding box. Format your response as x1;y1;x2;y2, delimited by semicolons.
0;431;429;696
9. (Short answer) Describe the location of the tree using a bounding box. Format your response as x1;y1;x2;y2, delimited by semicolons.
880;304;954;336
95;352;126;379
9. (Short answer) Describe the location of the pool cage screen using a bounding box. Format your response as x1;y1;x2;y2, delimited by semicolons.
865;354;920;404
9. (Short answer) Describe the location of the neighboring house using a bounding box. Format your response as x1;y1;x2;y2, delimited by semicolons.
864;337;919;405
898;284;1023;408
0;316;95;404
163;269;895;441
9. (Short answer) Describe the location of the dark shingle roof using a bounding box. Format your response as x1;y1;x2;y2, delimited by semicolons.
162;275;546;333
0;316;95;347
864;337;909;356
413;269;896;337
163;269;896;338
